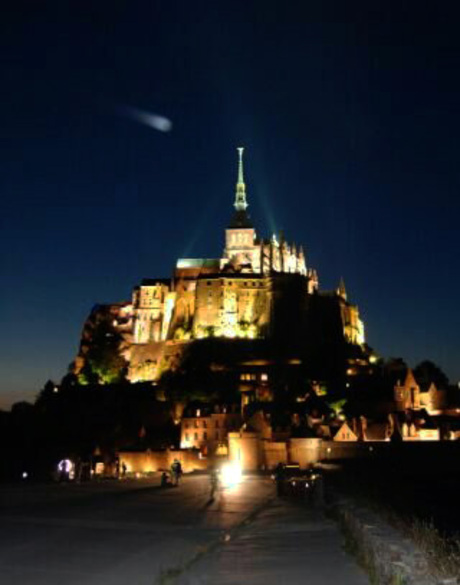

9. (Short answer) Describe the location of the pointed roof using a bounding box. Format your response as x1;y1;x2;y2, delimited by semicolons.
421;381;438;394
234;146;247;211
333;421;358;441
229;147;253;229
337;277;347;300
403;368;419;389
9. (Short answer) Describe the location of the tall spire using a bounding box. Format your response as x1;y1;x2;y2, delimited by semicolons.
234;146;248;211
337;277;347;301
228;146;253;228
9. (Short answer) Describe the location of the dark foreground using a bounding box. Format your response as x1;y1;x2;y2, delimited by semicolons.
0;474;368;585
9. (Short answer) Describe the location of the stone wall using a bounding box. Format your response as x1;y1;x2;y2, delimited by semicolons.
119;448;207;474
228;431;261;471
289;438;322;467
262;441;288;469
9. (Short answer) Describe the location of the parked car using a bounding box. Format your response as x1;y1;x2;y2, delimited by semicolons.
272;464;322;499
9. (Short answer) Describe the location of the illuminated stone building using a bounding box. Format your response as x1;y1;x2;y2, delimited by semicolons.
180;404;242;454
394;368;446;414
73;147;367;388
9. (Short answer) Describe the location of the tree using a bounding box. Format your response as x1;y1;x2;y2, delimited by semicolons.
84;320;128;384
414;360;449;389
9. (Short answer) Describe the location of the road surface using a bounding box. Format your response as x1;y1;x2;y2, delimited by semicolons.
0;474;368;584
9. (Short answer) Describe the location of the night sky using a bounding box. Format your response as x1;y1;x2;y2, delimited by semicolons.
2;2;459;408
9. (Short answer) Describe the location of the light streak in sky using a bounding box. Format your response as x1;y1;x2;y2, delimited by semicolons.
118;105;173;132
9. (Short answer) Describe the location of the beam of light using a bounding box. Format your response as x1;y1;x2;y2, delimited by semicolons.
118;105;173;132
179;192;221;258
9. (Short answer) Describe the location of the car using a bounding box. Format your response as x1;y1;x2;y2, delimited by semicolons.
273;464;322;499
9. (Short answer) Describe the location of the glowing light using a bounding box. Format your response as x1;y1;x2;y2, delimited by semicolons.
22;471;28;479
58;459;72;473
223;327;236;338
119;105;173;132
57;459;75;480
220;463;242;487
247;325;257;339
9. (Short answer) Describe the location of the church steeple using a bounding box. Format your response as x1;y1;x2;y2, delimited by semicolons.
234;146;248;211
337;277;347;301
228;146;253;228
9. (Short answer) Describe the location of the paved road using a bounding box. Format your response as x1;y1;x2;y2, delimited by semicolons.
0;474;368;584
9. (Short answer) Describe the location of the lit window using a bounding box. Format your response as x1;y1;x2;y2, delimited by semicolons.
196;409;201;417
261;373;268;382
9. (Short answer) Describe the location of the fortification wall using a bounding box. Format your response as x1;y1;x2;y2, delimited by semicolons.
262;441;288;469
119;449;207;474
288;438;323;467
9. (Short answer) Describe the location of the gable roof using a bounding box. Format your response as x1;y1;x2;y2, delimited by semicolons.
402;368;419;389
333;422;358;441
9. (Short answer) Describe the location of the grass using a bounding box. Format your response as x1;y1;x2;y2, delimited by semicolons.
328;472;460;582
405;517;460;579
352;500;460;579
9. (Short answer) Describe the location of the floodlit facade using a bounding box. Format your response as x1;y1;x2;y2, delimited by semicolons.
180;404;242;454
73;148;366;384
394;369;446;414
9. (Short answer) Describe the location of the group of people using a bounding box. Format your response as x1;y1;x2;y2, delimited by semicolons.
161;459;183;488
159;460;221;501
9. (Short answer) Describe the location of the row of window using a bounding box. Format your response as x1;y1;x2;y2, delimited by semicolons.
206;281;264;288
184;419;237;429
240;373;269;382
184;431;222;442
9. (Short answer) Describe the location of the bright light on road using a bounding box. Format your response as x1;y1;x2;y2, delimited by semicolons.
220;463;242;487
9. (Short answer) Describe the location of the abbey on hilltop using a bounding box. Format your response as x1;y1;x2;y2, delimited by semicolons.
72;148;368;389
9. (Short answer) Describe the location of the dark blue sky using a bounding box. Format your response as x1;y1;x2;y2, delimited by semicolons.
1;2;459;407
